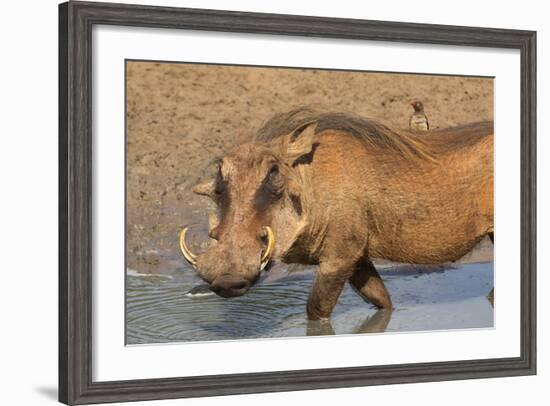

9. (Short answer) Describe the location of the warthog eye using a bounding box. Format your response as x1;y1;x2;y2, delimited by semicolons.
264;164;283;194
254;164;283;209
212;165;230;215
213;167;224;196
267;164;279;182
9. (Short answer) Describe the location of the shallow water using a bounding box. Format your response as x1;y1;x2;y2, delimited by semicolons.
126;261;493;344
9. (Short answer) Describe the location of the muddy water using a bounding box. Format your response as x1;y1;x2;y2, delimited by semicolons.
126;261;493;344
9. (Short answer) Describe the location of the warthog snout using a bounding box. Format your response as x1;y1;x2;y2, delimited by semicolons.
179;225;275;298
210;275;251;298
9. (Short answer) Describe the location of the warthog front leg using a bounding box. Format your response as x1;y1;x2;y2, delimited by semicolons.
306;262;352;321
349;260;393;309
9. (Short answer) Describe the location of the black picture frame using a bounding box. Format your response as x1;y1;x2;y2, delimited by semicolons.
59;1;537;404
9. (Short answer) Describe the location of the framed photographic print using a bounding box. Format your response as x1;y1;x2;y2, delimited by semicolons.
59;1;536;404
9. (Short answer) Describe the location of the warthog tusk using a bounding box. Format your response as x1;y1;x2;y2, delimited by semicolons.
179;227;197;268
260;226;275;270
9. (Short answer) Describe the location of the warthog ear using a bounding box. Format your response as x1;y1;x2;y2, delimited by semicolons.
192;180;216;198
285;121;319;167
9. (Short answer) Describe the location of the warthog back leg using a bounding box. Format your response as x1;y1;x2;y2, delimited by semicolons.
487;288;494;306
349;260;393;309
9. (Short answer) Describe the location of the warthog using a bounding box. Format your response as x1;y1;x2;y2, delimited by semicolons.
180;108;494;320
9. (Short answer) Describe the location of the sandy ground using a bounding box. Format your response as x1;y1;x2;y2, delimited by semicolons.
126;61;493;273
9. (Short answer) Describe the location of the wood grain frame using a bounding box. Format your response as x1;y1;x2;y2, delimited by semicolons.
59;1;537;404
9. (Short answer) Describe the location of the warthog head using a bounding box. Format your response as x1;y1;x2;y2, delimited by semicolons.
179;122;318;297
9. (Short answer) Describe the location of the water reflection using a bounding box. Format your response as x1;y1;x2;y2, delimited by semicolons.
306;309;393;336
126;262;493;344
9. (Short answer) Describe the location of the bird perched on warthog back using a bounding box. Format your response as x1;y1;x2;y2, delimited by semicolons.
409;100;430;131
179;107;494;320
